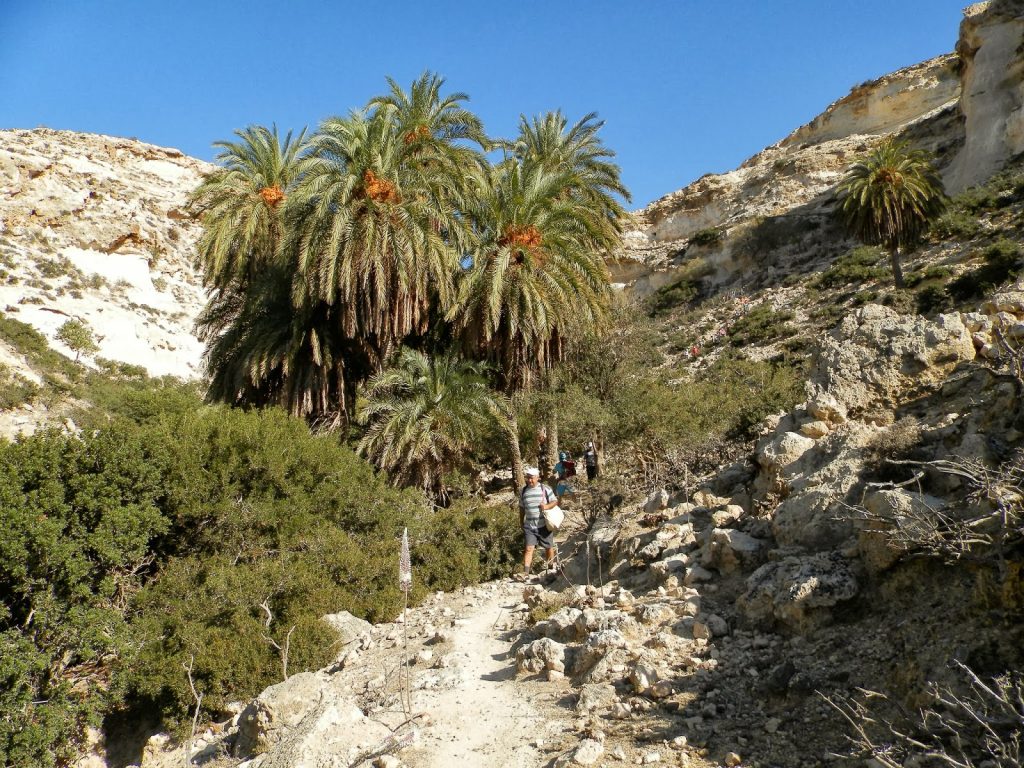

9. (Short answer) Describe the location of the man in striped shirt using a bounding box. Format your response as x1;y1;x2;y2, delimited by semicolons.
518;467;558;579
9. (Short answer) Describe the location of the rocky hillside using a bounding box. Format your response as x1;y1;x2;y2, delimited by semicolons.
0;128;209;378
615;0;1024;297
2;3;1023;767
118;298;1024;768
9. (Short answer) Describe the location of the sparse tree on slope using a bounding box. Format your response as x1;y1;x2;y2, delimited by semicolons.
838;138;947;288
56;319;98;362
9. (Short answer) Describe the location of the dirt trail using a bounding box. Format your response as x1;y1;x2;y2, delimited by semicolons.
402;580;565;768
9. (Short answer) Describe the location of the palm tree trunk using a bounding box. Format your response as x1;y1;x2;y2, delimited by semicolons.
890;247;905;289
509;422;524;494
546;413;559;477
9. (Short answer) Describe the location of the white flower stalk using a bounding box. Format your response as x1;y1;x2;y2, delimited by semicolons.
399;527;412;592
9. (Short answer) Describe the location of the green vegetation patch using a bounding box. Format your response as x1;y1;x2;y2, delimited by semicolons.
648;258;714;316
810;246;889;289
947;238;1023;304
728;303;796;347
0;393;519;764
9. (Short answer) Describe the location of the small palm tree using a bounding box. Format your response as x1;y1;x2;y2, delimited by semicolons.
357;348;509;500
838;138;947;288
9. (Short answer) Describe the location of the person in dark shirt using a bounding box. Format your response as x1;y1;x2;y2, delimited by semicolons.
583;440;599;481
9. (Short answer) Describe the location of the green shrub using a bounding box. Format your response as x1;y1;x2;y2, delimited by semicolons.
689;227;723;247
649;278;700;314
0;364;39;410
904;265;953;288
947;238;1023;303
930;210;981;240
881;290;917;315
916;284;952;315
728;303;796;346
810;246;889;289
953;166;1024;214
0;314;77;379
648;259;714;316
0;426;169;765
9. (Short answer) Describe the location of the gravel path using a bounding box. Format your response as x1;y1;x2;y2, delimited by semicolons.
402;580;564;768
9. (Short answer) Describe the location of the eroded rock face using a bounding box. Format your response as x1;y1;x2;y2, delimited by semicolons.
613;55;961;294
945;0;1024;192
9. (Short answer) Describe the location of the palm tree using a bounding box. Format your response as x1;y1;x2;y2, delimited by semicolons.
192;124;367;422
358;348;510;500
189;124;310;290
196;264;369;427
368;71;489;164
509;110;631;253
838;138;947;288
287;104;477;370
452;161;612;393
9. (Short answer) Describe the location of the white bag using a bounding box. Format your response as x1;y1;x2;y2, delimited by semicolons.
543;504;564;531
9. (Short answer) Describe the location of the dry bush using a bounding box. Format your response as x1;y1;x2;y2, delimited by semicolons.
826;661;1023;767
854;454;1024;565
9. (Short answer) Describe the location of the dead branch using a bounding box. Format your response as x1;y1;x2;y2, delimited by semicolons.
824;662;1024;767
183;655;203;768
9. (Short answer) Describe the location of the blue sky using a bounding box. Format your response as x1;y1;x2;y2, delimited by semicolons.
2;1;967;207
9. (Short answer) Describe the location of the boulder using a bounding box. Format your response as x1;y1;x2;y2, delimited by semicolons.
554;738;605;766
575;608;638;637
574;629;629;678
321;611;373;648
858;489;947;573
757;431;815;475
738;552;859;631
516;637;567;673
644;488;670;514
233;672;390;763
799;419;830;439
703;528;768;573
575;682;617;714
710;505;744;528
536;607;583;642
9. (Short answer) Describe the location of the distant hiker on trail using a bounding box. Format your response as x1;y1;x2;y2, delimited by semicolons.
554;450;576;502
517;467;557;579
583;440;599;481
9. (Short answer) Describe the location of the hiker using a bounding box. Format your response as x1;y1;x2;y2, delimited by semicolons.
518;467;557;578
583;440;599;481
554;450;576;502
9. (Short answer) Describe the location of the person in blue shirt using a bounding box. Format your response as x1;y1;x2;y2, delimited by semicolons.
553;450;576;501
